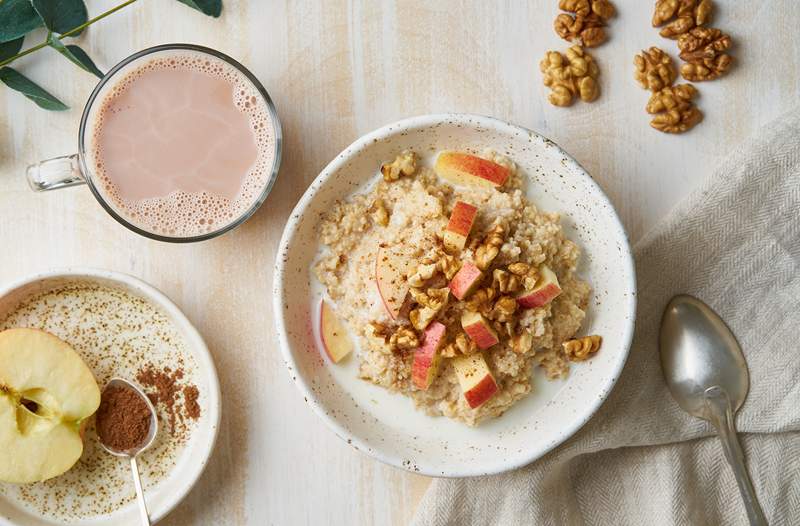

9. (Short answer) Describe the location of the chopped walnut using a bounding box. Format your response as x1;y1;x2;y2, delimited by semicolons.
507;262;530;276
441;333;478;358
409;287;449;330
464;287;496;316
647;84;703;134
511;331;533;354
437;253;460;280
507;262;540;290
388;326;419;351
474;223;506;270
492;269;520;294
633;47;676;92
380;150;418;182
677;27;732;81
489;296;518;323
539;45;600;107
370;198;389;227
366;321;392;352
407;262;437;288
652;0;713;39
563;335;602;361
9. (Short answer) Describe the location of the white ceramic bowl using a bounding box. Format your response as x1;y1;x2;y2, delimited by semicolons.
274;114;636;477
0;268;220;525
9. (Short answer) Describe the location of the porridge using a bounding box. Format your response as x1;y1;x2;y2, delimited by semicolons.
314;149;601;426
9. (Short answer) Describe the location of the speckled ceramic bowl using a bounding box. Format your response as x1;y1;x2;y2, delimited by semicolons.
274;114;636;477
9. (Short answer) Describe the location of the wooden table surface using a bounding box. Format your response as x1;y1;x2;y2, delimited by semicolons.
0;1;796;524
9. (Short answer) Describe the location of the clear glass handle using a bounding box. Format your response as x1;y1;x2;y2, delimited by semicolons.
26;153;86;192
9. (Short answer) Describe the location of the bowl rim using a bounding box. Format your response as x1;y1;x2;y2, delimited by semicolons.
273;113;637;478
0;267;221;524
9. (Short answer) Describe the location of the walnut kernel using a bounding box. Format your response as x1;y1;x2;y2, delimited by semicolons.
677;27;732;81
370;198;390;226
492;269;520;294
474;223;506;270
540;46;600;107
633;47;676;92
647;84;703;134
563;335;602;361
652;0;713;39
489;296;518;322
381;150;418;182
388;326;419;351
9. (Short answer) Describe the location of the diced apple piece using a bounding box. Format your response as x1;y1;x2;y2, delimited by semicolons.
452;352;498;409
375;243;415;319
448;262;483;300
411;322;447;390
516;265;562;309
443;201;478;252
0;328;100;483
435;152;510;188
461;311;499;349
320;300;353;363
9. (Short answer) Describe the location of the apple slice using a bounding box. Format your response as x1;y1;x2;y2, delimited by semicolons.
319;300;353;363
375;243;415;319
448;262;483;301
516;264;562;309
435;152;510;188
0;328;100;483
461;311;499;349
443;201;478;252
411;322;447;390
452;353;499;409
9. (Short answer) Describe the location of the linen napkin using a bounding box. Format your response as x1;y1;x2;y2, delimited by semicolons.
411;109;800;526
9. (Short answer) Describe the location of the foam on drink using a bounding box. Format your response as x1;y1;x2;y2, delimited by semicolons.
86;51;277;238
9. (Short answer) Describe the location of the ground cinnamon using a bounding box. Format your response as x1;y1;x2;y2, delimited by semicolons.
95;386;151;452
136;364;201;440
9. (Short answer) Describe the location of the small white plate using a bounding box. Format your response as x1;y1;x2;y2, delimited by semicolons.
274;114;636;477
0;268;220;525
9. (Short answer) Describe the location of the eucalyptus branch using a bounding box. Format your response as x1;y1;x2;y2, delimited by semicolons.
0;0;139;69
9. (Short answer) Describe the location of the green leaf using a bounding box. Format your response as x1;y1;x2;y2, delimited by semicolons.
0;0;43;43
0;66;68;110
175;0;222;17
30;0;88;36
0;37;25;63
47;35;103;78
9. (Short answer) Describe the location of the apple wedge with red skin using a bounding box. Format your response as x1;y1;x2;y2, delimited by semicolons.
435;152;510;188
375;243;416;319
411;322;447;390
319;299;353;363
448;262;483;301
452;352;499;409
461;311;499;350
516;265;562;309
443;201;478;252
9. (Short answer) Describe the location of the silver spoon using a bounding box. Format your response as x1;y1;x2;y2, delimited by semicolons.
659;294;767;526
98;378;158;526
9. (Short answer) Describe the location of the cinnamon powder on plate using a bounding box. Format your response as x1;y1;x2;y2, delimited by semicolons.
95;386;151;452
136;364;201;441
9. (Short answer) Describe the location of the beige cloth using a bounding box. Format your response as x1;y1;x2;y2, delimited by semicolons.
411;110;800;526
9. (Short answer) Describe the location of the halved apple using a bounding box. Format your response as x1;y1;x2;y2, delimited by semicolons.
461;311;499;349
0;328;100;483
320;300;353;363
411;322;447;390
375;243;415;318
516;265;562;309
448;262;483;301
443;201;478;252
435;152;510;188
452;352;498;409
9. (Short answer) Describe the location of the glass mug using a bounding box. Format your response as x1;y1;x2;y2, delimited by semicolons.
26;43;282;243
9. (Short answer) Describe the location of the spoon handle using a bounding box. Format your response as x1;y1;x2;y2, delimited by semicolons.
130;456;151;526
705;387;768;526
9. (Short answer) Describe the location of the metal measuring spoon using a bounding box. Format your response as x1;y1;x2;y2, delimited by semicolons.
659;294;767;526
98;378;158;526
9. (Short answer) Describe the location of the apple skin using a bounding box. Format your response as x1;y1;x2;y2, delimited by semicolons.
319;299;353;363
461;311;499;349
411;322;447;390
516;265;562;309
435;152;510;188
443;201;478;252
452;353;499;409
375;244;414;319
448;262;483;301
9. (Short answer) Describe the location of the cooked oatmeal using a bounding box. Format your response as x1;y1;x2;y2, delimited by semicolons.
314;150;593;426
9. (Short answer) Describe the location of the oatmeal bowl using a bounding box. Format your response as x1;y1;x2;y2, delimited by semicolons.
274;114;635;477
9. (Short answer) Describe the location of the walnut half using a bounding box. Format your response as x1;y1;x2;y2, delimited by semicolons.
555;0;615;48
652;0;713;39
677;27;732;81
633;47;676;92
647;84;703;134
540;45;600;107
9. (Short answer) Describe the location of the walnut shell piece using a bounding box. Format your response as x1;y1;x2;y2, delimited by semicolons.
633;47;677;92
563;335;602;361
677;27;732;81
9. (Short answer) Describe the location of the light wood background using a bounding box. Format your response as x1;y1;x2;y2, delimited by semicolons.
0;1;796;524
